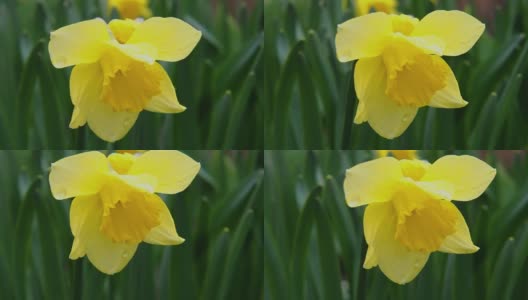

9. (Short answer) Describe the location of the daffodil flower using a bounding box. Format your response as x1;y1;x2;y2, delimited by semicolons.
376;150;418;160
49;151;200;274
344;155;496;284
356;0;397;16
336;11;485;139
49;18;201;142
108;0;152;19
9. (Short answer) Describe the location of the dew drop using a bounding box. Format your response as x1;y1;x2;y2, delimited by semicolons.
122;251;129;259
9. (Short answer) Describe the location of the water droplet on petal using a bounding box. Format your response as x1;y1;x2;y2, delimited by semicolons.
122;251;129;259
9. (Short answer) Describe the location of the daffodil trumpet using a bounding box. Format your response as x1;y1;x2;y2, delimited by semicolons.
344;155;496;284
49;150;200;274
49;17;201;142
336;10;485;139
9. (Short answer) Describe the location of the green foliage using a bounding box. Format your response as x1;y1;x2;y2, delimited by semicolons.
0;0;263;149
264;150;528;299
264;0;528;148
0;150;263;300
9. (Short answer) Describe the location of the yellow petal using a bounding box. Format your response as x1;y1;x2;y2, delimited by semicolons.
354;57;418;139
364;202;430;284
107;41;157;65
399;159;430;180
402;35;445;56
412;10;485;56
438;203;479;254
127;17;201;62
69;106;87;128
143;196;185;245
69;63;139;142
428;59;468;108
108;153;137;174
363;246;378;268
363;201;393;244
344;157;403;207
354;57;380;104
70;195;138;274
144;63;186;113
69;64;99;128
413;180;455;201
109;19;139;44
49;151;109;200
117;174;158;193
49;19;111;68
353;100;367;124
128;150;200;194
335;12;392;62
87;100;139;142
69;237;86;259
421;155;496;201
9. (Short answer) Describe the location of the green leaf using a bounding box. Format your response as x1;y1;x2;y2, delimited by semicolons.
217;210;255;300
289;186;321;299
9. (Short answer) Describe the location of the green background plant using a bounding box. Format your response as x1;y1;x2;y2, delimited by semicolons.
0;150;263;300
265;0;528;149
264;150;528;299
0;0;263;149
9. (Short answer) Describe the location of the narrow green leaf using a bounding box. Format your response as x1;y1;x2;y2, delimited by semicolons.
217;210;255;299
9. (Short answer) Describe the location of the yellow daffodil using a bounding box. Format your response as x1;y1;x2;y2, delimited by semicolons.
376;150;418;160
336;11;485;139
49;150;200;274
356;0;397;16
344;155;496;284
49;18;201;142
108;0;152;19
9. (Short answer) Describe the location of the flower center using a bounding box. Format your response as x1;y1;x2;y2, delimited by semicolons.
99;47;163;112
382;36;449;107
99;177;162;243
391;184;457;252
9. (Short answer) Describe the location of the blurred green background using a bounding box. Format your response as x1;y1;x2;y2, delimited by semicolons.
264;150;528;299
0;150;263;300
0;0;263;149
264;0;528;149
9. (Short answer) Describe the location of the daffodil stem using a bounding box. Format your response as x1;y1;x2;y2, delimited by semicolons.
357;237;366;300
